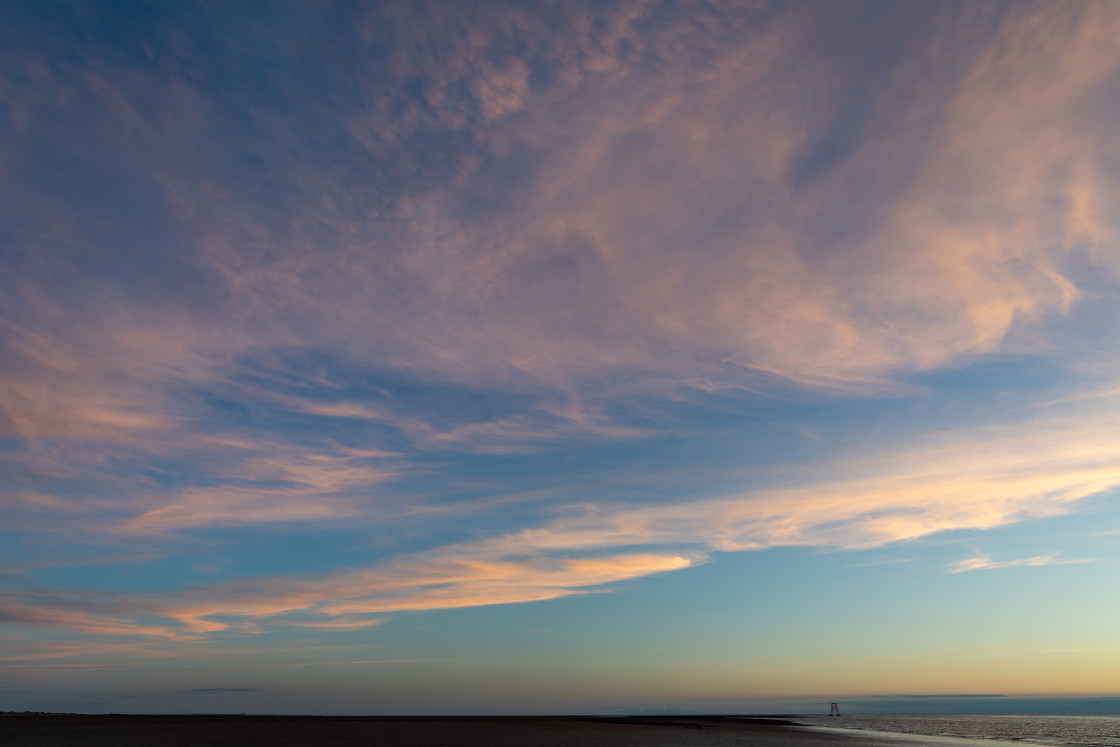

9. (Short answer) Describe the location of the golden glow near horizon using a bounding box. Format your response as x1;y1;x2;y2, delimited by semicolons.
2;0;1120;715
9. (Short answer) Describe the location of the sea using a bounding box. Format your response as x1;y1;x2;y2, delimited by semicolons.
792;714;1120;746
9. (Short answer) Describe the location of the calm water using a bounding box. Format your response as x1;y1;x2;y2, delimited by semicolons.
793;714;1120;746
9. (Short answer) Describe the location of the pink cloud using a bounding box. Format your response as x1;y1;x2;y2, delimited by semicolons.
5;1;1120;665
0;600;192;639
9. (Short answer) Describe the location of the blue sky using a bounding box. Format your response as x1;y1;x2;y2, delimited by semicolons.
2;0;1120;714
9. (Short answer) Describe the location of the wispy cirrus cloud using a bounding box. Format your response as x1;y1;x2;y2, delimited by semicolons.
6;392;1119;639
945;553;1095;575
0;601;192;640
2;0;1117;459
280;617;387;632
0;551;698;639
3;1;1120;693
4;0;1111;419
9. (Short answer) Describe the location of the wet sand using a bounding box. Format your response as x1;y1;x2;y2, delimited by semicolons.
0;713;991;746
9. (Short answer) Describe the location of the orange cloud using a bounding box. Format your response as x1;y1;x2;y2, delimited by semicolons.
9;388;1120;640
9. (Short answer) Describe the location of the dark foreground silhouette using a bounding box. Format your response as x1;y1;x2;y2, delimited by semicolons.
0;713;975;746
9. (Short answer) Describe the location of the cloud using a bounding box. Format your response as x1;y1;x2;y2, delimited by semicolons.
844;557;916;569
0;428;406;537
151;551;697;633
284;0;1117;392
0;641;188;663
0;550;698;639
279;659;450;667
8;392;1119;639
399;404;653;455
113;439;403;534
0;601;192;639
4;0;1120;670
4;0;1108;421
3;1;1118;459
945;553;1094;574
117;487;366;535
458;398;1120;557
280;617;386;632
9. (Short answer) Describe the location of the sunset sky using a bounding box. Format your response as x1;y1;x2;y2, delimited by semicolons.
3;0;1120;715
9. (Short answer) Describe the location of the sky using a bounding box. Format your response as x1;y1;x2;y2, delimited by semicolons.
2;0;1120;716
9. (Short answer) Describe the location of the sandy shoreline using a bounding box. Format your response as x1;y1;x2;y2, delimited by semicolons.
0;713;997;746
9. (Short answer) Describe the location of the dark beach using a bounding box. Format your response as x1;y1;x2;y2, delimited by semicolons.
1;713;989;746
